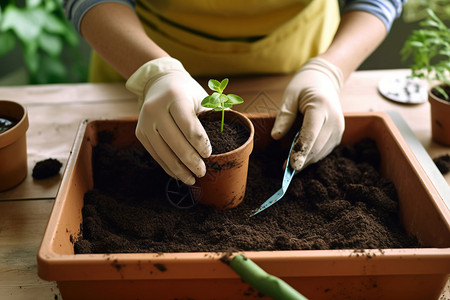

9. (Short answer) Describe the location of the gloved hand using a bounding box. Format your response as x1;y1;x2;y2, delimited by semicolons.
126;57;211;185
271;57;344;171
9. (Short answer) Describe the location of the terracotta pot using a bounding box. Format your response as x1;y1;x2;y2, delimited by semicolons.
37;113;450;300
192;110;254;210
0;100;29;191
429;84;450;146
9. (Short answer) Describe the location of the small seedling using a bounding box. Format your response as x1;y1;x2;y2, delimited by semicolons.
201;78;244;133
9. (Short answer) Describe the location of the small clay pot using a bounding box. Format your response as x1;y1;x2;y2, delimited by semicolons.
192;110;254;210
429;84;450;146
0;100;29;191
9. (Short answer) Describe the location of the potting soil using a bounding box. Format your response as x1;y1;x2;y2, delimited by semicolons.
74;133;421;254
434;154;450;175
32;158;63;179
200;111;249;155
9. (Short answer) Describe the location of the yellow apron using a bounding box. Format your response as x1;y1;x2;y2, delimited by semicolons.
89;0;339;82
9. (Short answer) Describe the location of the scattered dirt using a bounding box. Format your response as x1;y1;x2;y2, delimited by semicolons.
32;158;63;179
74;131;421;254
434;154;450;174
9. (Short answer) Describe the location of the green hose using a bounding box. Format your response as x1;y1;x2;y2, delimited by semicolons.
229;254;308;300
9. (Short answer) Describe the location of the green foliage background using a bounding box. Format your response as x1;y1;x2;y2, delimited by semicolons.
401;9;450;99
0;0;88;84
402;0;450;23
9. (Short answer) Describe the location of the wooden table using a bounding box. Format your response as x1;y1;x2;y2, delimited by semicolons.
0;69;449;299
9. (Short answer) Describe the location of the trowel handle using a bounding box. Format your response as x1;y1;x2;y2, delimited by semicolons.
229;254;308;300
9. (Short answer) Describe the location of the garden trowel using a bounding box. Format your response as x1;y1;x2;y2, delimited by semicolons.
250;131;300;216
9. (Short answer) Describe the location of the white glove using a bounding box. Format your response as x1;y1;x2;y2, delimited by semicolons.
126;57;211;185
271;57;344;171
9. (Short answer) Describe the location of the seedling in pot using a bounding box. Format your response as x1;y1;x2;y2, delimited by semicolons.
167;79;248;210
201;78;244;133
401;8;450;100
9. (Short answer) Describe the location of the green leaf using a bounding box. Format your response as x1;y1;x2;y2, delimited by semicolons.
208;79;221;92
28;6;50;27
25;0;42;7
44;0;58;12
39;31;63;56
401;8;450;84
220;78;228;92
210;92;221;104
0;31;16;56
1;6;40;43
202;92;220;105
219;93;228;102
410;41;424;48
43;12;68;35
200;99;213;108
435;86;449;100
225;94;244;105
27;0;43;8
201;94;220;109
421;19;440;29
60;22;80;47
23;41;40;74
438;49;450;58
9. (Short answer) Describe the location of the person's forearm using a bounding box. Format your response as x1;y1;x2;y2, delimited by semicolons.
80;2;168;79
319;11;387;80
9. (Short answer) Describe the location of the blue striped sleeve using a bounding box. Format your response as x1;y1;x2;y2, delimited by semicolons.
342;0;407;32
63;0;135;32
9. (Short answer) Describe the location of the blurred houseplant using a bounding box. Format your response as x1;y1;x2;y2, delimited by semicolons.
401;8;450;145
0;0;88;84
401;8;450;99
402;0;450;23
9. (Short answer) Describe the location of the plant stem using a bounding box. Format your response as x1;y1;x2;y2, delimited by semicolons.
221;109;225;133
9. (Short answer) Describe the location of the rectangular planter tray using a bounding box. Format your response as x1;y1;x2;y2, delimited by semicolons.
38;112;450;300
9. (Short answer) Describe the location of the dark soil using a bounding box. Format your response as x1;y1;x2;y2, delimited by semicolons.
198;110;249;155
434;154;450;174
32;158;63;179
432;85;450;102
0;116;18;134
74;130;422;254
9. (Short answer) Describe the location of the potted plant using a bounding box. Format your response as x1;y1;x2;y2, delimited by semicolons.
401;8;450;145
192;78;255;210
0;99;29;191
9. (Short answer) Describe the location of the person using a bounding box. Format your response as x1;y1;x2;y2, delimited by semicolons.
63;0;406;185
